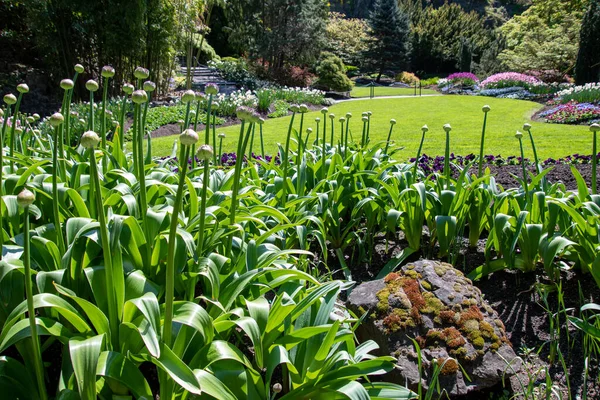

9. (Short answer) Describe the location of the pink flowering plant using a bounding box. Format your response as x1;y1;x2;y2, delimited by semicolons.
480;72;542;90
538;100;600;124
447;72;479;86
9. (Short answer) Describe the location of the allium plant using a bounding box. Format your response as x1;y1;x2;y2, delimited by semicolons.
384;118;396;156
591;123;600;194
478;105;490;178
17;188;47;400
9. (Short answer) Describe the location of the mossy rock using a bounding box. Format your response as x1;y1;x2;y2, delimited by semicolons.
347;260;520;397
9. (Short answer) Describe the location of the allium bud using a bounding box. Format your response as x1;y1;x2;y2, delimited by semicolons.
180;128;199;146
482;105;491;113
515;131;523;139
272;383;282;394
345;112;352;119
362;112;368;117
33;113;40;121
132;90;148;104
14;127;23;135
177;119;185;127
315;117;320;122
321;107;328;114
86;80;99;92
443;124;452;133
17;83;29;94
143;81;156;92
523;123;531;131
195;92;205;101
112;120;119;127
339;117;345;122
74;64;85;73
4;94;17;105
590;123;600;133
218;133;226;138
236;106;254;121
306;127;313;134
181;90;196;103
328;113;335;119
389;119;396;125
421;125;428;133
212;101;220;110
299;104;309;113
60;79;74;90
189;110;196;118
123;83;134;95
133;67;150;80
49;112;64;127
250;111;261;124
78;119;86;125
362;116;368;122
205;83;219;95
17;188;35;208
367;111;372;116
197;144;214;160
81;130;101;148
101;66;115;78
289;104;300;113
258;117;265;125
26;116;35;124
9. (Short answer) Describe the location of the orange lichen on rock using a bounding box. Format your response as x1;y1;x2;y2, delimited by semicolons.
402;279;426;310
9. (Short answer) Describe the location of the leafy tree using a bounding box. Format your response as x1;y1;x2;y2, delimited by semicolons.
314;52;354;91
575;0;600;84
362;0;411;82
402;1;493;74
498;0;589;76
226;0;327;78
325;12;372;68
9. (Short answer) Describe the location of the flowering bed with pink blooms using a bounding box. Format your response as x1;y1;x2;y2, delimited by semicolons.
480;72;542;89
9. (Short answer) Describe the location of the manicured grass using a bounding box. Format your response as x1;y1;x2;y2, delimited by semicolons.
151;95;593;161
351;86;438;98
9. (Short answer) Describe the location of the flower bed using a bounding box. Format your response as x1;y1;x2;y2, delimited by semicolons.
538;101;600;124
480;72;542;89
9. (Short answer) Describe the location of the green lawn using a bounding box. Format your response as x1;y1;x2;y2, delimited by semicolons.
351;86;439;98
151;95;593;161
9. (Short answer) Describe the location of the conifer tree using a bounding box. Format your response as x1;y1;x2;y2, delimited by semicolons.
363;0;410;82
575;0;600;84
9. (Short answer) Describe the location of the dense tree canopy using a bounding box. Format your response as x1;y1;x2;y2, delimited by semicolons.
325;12;371;68
575;0;600;84
363;0;411;81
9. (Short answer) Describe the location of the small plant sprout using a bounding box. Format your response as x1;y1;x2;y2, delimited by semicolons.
478;105;490;178
384;118;396;155
515;130;529;201
591;123;599;194
413;125;428;180
443;123;452;183
17;188;48;400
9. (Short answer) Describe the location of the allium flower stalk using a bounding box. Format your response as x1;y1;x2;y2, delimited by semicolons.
329;113;335;148
281;106;298;208
226;108;255;256
361;115;368;147
82;130;120;349
384;119;396;156
8;85;27;172
478;105;491;178
413;125;428;180
314;117;320;151
17;188;48;400
190;144;213;300
522;123;541;174
165;129;198;345
0;95;16;255
443;124;452;183
49;113;66;255
218;132;225;165
591;123;599;194
100;66;115;171
515;131;529;201
258;118;265;159
344;113;352;158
